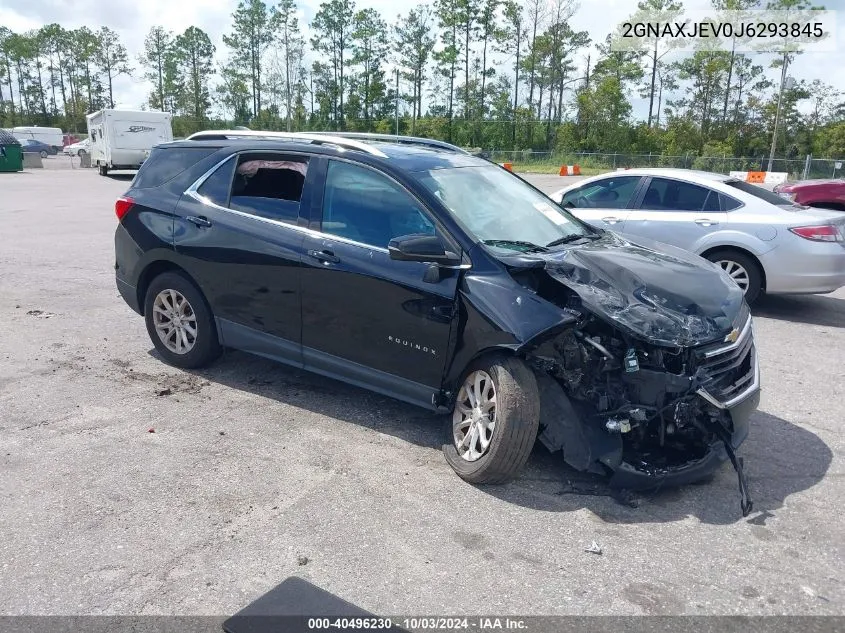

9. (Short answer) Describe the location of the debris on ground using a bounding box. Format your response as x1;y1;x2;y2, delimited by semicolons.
26;310;56;318
156;388;172;397
219;431;226;436
585;541;603;555
147;428;156;434
297;555;309;566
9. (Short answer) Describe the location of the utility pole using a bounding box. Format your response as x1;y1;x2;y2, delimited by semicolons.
395;68;400;137
767;54;790;173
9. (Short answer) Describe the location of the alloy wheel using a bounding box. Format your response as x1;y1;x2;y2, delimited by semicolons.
452;370;497;462
717;259;750;292
152;289;198;354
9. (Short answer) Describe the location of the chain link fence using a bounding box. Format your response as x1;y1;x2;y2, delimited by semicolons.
488;150;845;181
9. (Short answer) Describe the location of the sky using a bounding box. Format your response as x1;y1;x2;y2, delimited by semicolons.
1;0;843;120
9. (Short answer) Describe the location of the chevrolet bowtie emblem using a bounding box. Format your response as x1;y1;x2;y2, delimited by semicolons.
725;328;740;343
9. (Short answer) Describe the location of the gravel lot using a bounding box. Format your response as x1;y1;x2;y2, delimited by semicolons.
0;167;842;617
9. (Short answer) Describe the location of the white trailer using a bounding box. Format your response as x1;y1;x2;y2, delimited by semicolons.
11;126;64;150
85;109;173;175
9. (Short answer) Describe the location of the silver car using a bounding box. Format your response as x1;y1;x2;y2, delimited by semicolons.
550;168;845;303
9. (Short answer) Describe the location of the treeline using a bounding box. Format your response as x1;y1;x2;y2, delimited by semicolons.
2;0;845;159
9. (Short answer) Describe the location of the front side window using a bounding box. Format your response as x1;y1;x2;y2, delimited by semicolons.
321;161;435;248
227;153;309;224
415;165;593;252
561;176;641;210
639;178;720;212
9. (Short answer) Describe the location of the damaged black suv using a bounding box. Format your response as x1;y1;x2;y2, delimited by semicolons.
115;131;760;512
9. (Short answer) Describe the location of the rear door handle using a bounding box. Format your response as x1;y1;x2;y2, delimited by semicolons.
308;249;340;264
695;218;718;226
601;216;621;224
186;215;212;228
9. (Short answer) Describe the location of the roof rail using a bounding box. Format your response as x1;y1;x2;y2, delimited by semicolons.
184;129;388;157
306;132;471;155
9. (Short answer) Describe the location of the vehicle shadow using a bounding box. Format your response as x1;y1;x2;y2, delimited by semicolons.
106;173;135;181
171;349;832;527
481;410;832;525
753;293;845;328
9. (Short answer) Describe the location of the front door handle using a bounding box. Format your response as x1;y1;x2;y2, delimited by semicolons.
695;218;719;226
308;249;340;264
186;215;212;228
601;216;621;224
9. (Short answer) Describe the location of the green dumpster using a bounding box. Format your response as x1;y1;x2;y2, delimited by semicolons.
0;129;23;172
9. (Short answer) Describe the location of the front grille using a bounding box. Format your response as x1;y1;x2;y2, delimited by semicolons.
695;316;757;407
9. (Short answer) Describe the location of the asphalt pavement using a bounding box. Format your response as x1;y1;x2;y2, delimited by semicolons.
0;167;842;617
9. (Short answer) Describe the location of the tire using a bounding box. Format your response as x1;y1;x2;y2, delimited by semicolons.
39;150;48;158
442;355;540;484
77;150;86;157
143;271;221;369
705;249;763;305
98;163;109;176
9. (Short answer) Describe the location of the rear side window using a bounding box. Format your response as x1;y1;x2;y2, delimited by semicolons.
639;177;715;212
227;153;309;224
197;157;236;207
133;147;218;189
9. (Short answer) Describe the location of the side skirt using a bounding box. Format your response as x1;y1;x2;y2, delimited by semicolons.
217;318;440;412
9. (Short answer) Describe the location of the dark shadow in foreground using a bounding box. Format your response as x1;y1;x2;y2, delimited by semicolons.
163;349;832;527
753;292;845;328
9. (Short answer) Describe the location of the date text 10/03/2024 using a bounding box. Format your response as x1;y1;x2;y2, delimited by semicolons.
307;618;528;630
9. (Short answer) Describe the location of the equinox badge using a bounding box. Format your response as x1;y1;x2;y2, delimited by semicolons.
388;335;436;356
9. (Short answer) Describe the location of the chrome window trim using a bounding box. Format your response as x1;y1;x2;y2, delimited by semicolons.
182;151;473;267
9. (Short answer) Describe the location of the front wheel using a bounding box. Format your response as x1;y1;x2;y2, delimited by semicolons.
442;356;540;484
143;272;221;369
705;249;763;305
39;150;48;159
77;150;86;157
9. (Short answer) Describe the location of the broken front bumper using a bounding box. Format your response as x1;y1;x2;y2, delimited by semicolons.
608;384;759;490
609;316;761;490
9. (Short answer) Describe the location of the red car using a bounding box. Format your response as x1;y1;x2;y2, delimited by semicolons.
774;179;845;211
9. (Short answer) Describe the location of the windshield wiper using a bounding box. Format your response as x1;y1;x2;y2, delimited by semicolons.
546;233;602;248
482;239;549;253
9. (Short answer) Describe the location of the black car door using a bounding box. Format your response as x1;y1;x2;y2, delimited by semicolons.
173;150;317;366
299;158;463;409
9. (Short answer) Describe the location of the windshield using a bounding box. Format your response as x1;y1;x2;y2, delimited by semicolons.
414;165;593;252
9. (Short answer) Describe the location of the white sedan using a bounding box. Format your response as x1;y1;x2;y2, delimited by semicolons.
550;168;845;304
63;139;90;157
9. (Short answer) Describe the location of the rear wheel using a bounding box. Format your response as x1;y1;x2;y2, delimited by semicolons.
98;163;108;176
77;150;86;157
442;355;540;484
39;150;48;159
705;249;763;305
143;272;221;369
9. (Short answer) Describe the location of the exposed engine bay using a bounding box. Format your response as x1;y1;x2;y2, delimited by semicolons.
499;238;759;516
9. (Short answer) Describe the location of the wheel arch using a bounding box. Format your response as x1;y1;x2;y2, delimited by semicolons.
136;260;207;317
699;244;767;291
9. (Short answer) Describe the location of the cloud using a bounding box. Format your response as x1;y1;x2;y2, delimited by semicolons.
2;0;843;120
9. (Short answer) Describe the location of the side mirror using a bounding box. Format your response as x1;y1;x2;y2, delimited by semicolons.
388;233;461;266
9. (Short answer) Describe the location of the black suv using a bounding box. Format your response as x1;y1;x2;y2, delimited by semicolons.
114;131;760;511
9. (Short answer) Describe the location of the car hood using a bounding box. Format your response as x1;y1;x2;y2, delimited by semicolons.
499;232;746;347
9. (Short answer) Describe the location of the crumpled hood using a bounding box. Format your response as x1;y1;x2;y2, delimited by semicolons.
509;232;746;347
